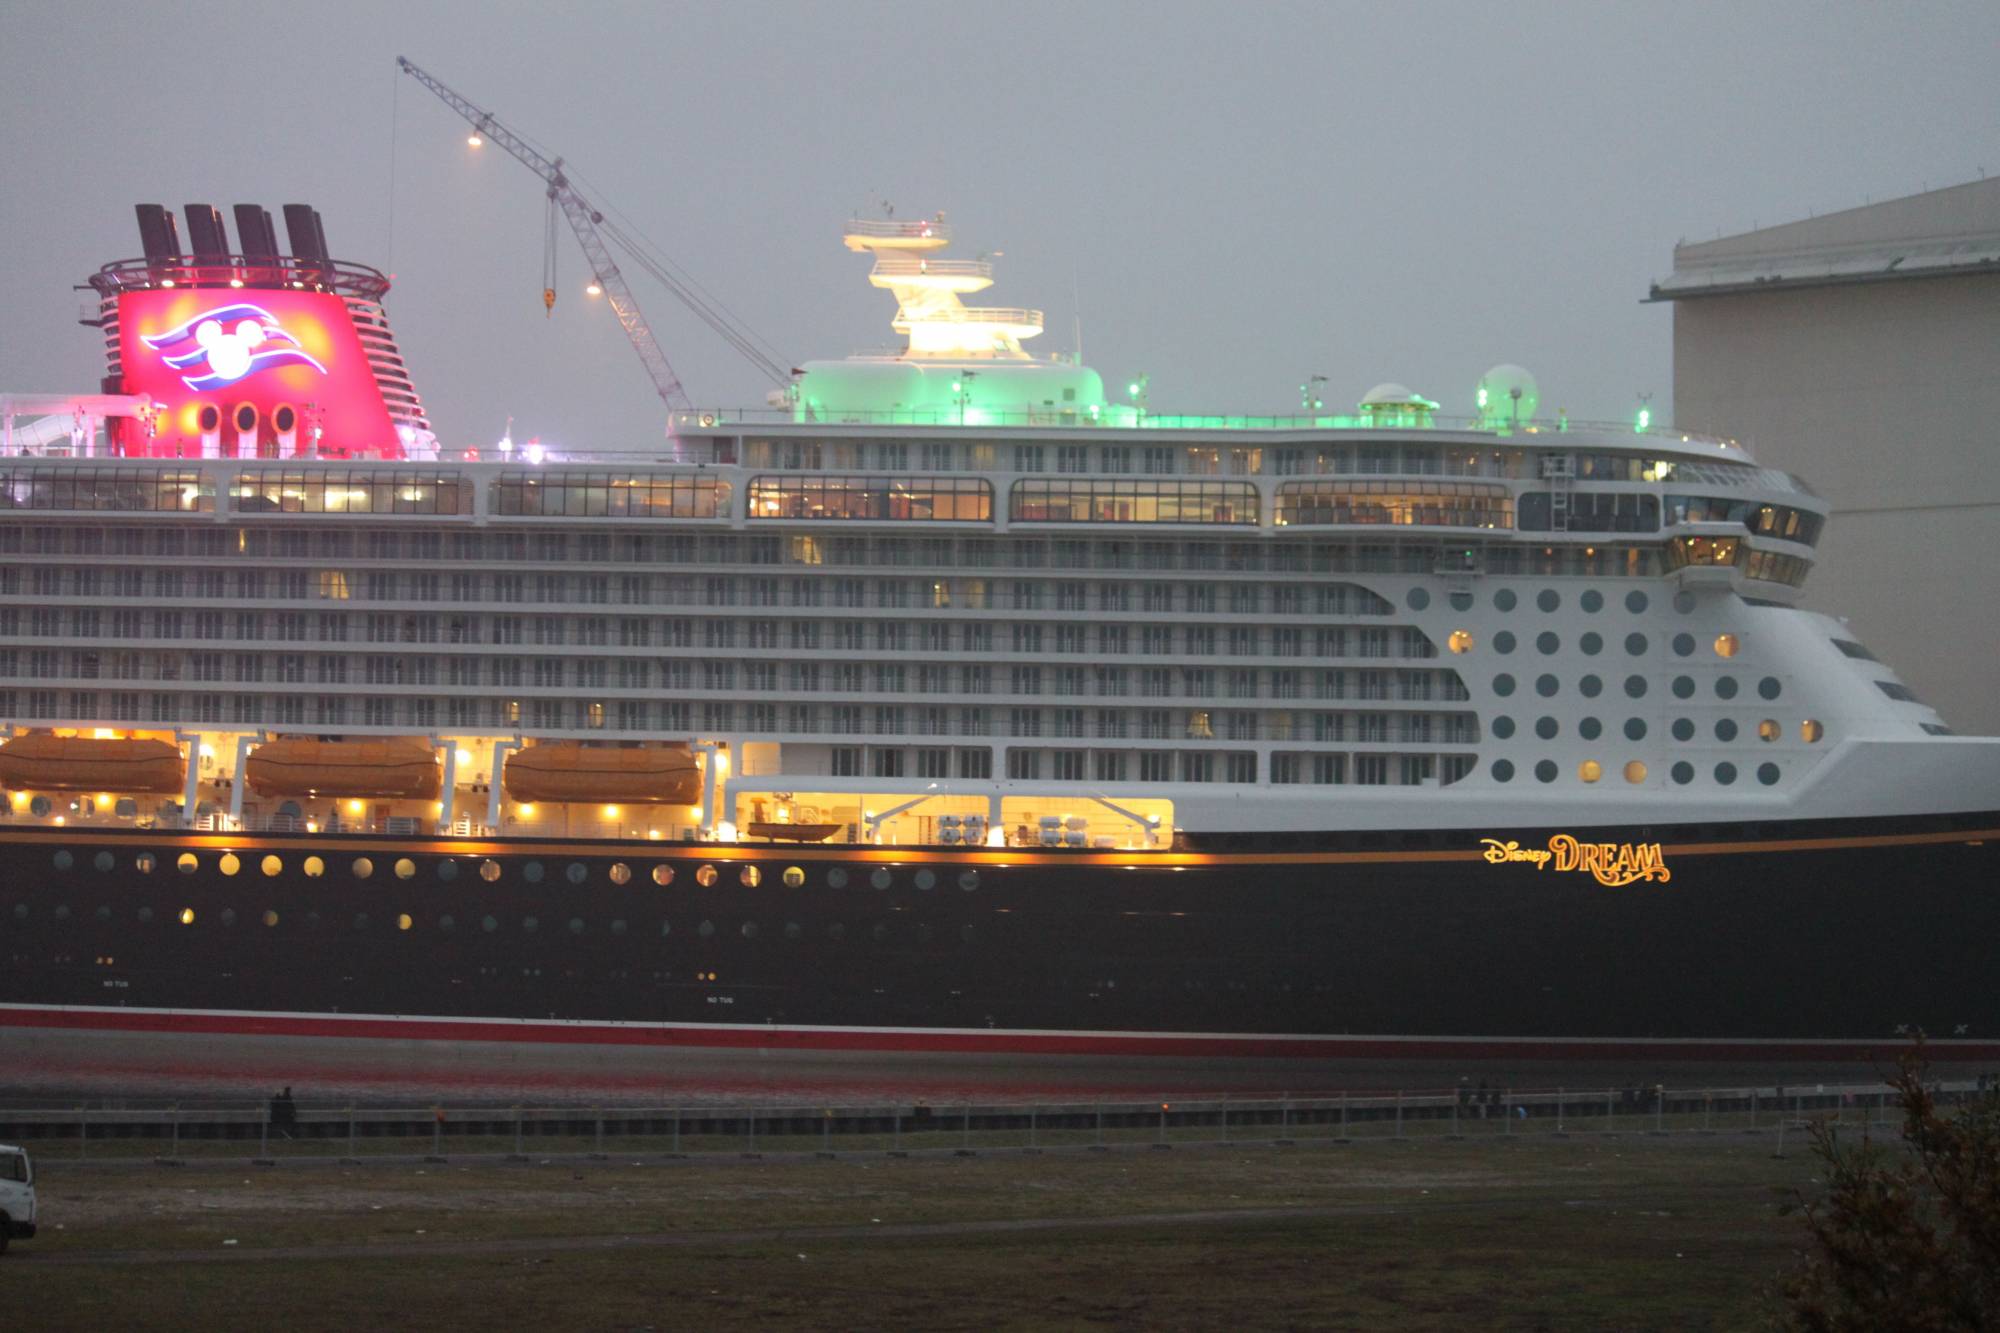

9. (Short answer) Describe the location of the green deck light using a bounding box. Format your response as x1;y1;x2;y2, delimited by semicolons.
1635;406;1652;433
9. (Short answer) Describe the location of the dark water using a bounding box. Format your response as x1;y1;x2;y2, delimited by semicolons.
0;1028;1931;1109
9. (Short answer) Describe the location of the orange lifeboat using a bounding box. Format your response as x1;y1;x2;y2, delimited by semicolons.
245;738;441;798
0;734;185;793
503;743;700;805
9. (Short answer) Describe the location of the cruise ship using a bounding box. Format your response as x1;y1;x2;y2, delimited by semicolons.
1;203;1995;1064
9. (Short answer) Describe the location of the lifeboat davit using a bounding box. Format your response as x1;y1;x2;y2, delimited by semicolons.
0;734;185;793
244;738;441;798
502;743;701;805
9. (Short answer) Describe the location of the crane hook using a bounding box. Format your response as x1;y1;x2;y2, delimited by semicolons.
544;287;556;317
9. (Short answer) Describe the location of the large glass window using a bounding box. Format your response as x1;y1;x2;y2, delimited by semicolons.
1276;480;1510;528
491;471;728;518
748;475;989;521
1665;494;1823;546
1011;479;1257;525
0;466;212;512
233;469;472;515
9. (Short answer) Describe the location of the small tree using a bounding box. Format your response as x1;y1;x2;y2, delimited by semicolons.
1780;1047;2000;1331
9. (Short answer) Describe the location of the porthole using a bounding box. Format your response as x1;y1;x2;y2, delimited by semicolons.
138;906;154;923
1672;633;1696;657
436;860;459;882
1579;632;1603;657
1716;718;1739;742
827;922;846;940
1493;673;1516;697
261;855;282;877
1491;759;1515;782
1758;762;1781;786
1536;631;1560;655
609;863;632;886
784;921;803;940
94;905;110;920
1758;719;1780;742
1624;675;1648;699
1671;761;1694;785
695;864;718;887
1758;676;1782;701
1408;588;1430;610
1624;718;1647;741
481;859;503;882
94;851;115;873
53;904;71;922
1802;719;1824;744
870;867;893;890
1537;590;1560;613
1626;591;1649;614
522;861;544;884
219;853;240;877
569;918;585;935
136;853;156;874
1580;590;1604;613
1715;676;1739;700
1535;716;1559;740
262;910;279;927
179;907;196;925
177;853;198;875
1534;760;1558;784
306;911;320;928
395;858;416;880
1578;760;1602;784
352;913;369;930
1449;590;1474;611
1491;716;1516;739
1579;674;1603;698
1535;674;1559;697
610;919;626;935
1714;633;1739;658
522;916;538;933
958;870;980;891
1672;676;1695;700
304;856;325;878
12;904;27;920
1624;633;1648;656
1673;591;1696;614
659;920;671;937
483;915;498;932
871;922;890;942
1672;718;1695;742
698;919;715;938
1579;717;1602;741
1624;760;1648;784
651;864;674;887
398;913;414;932
1494;589;1517;611
782;866;805;888
739;865;761;888
440;915;456;931
1447;630;1475;654
827;868;849;889
566;862;588;885
1494;631;1517;655
915;868;937;891
352;857;374;880
1714;762;1738;785
741;921;759;939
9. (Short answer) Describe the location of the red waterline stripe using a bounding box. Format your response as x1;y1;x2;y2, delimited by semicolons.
3;1006;1995;1063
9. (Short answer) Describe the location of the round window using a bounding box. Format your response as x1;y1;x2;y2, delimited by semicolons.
1759;676;1782;701
1671;761;1694;785
1672;718;1694;742
1534;760;1558;784
1493;674;1516;697
1624;718;1647;741
1716;718;1739;742
1715;676;1739;700
303;856;325;878
481;859;503;882
782;866;805;888
177;852;198;874
522;861;544;883
1624;675;1648;699
1535;674;1559;698
871;867;893;890
958;870;980;891
1757;719;1780;742
1579;674;1603;698
1578;760;1602;784
1535;716;1559;740
1624;760;1648;785
915;869;937;891
827;868;849;889
1758;762;1781;786
261;855;282;877
1626;591;1649;614
609;863;631;885
695;864;718;887
352;857;374;879
94;851;116;873
1579;632;1603;657
1494;589;1517;611
1672;633;1696;657
566;863;589;885
652;864;674;886
1491;759;1515;782
1536;632;1560;655
1802;719;1824;744
1625;633;1648;656
1714;633;1739;658
1491;716;1515;739
740;865;762;888
1579;716;1602;741
395;858;417;880
1580;590;1604;613
1408;588;1430;610
1537;590;1561;613
219;853;240;877
1494;631;1517;655
1672;676;1695;699
1714;762;1738;785
1673;591;1697;614
1447;630;1475;654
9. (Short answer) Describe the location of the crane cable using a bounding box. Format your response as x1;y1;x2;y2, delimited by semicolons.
542;192;558;317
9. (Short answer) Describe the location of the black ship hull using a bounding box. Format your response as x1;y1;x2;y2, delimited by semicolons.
4;815;1998;1064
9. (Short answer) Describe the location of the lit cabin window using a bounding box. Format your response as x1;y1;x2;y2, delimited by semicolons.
1714;634;1740;659
1578;760;1602;784
1447;630;1475;654
1758;720;1780;742
1801;719;1824;744
1623;760;1647;784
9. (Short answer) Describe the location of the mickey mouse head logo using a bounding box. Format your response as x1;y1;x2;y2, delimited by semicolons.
194;317;266;382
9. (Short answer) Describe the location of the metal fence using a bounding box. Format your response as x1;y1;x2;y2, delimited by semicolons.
3;1080;1980;1164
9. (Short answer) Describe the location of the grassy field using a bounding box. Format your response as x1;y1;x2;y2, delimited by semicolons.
9;1133;1829;1330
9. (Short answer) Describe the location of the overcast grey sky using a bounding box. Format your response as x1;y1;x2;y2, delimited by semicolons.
3;0;1995;450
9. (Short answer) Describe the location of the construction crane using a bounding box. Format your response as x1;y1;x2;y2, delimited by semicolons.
397;57;793;416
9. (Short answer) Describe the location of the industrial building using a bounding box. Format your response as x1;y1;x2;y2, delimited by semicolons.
1653;178;2000;736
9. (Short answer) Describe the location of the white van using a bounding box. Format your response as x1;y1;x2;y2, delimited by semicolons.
0;1144;34;1255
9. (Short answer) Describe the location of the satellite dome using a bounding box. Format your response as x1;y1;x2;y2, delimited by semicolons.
1360;382;1426;406
1475;364;1538;429
1357;383;1439;427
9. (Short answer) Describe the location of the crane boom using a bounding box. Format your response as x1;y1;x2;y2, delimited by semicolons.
395;55;692;414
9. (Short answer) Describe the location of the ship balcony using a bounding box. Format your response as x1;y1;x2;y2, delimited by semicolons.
868;257;994;293
843;218;951;250
892;306;1044;338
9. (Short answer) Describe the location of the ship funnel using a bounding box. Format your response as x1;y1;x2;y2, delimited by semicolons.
135;204;182;261
233;204;280;260
183;204;230;262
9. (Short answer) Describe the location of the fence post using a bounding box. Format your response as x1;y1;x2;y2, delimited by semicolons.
170;1102;180;1160
1395;1090;1404;1139
348;1102;357;1159
79;1103;87;1161
1095;1103;1104;1148
747;1106;756;1154
964;1103;973;1151
1751;1088;1759;1129
892;1107;900;1153
1557;1087;1565;1135
1607;1088;1615;1128
1158;1103;1167;1145
1503;1089;1512;1135
823;1109;832;1154
1280;1097;1289;1142
1655;1087;1667;1135
1452;1090;1459;1138
433;1105;442;1158
1219;1096;1227;1145
1030;1105;1038;1150
595;1105;604;1156
515;1104;524;1156
261;1103;269;1158
1340;1091;1348;1139
672;1106;680;1155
